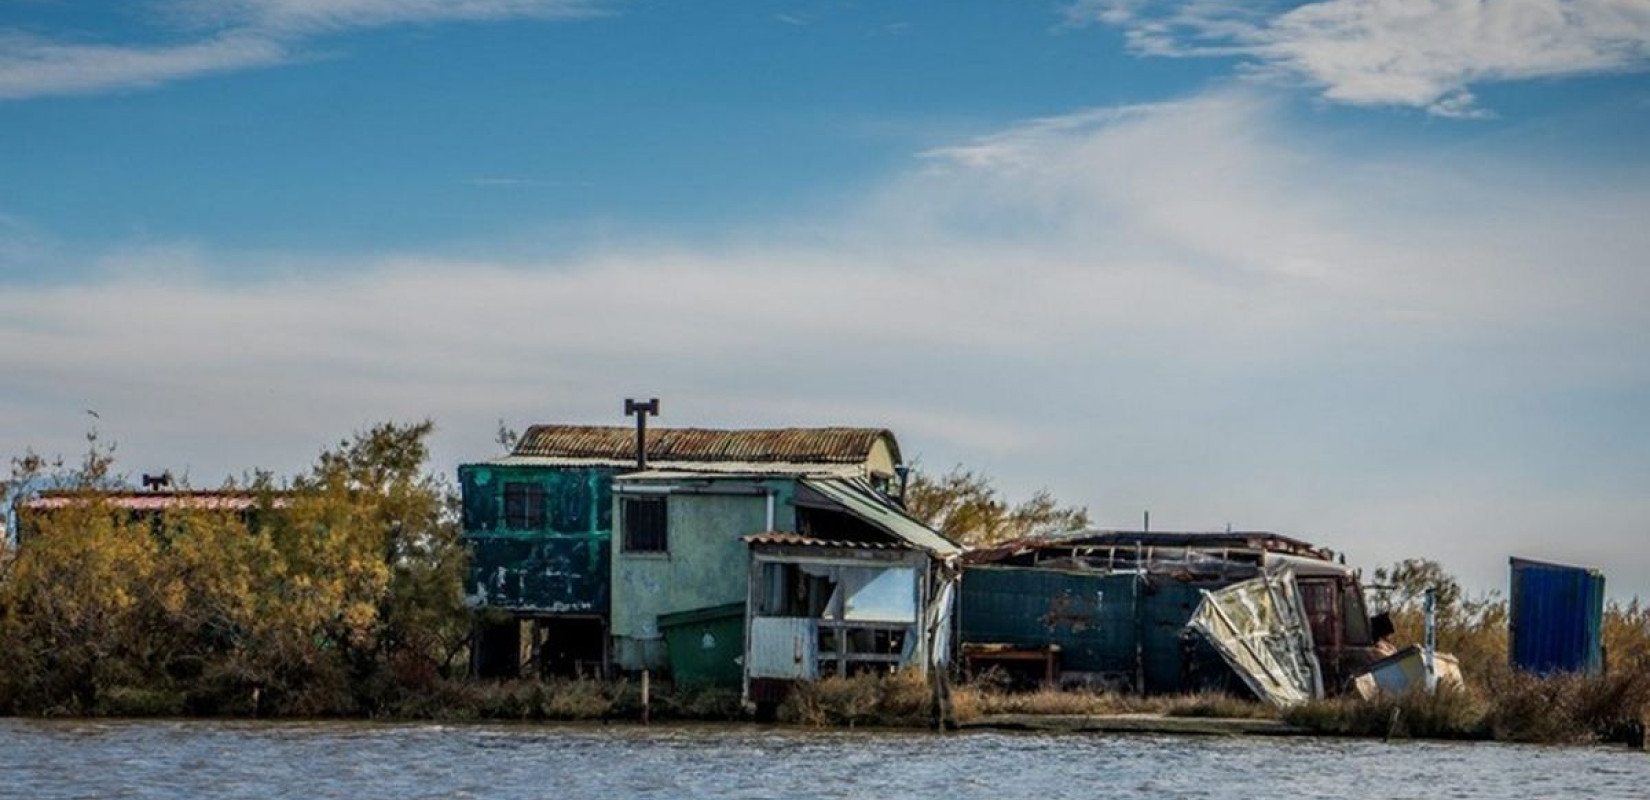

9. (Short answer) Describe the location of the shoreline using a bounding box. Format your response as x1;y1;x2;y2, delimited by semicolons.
3;711;1636;749
958;713;1311;737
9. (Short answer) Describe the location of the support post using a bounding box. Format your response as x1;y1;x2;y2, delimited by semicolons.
641;669;651;725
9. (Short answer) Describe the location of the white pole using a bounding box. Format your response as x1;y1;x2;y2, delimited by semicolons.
1423;588;1438;693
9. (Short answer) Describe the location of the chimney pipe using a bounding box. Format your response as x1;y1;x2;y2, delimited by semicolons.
623;398;660;470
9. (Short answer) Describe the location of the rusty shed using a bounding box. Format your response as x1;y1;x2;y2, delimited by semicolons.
959;530;1382;695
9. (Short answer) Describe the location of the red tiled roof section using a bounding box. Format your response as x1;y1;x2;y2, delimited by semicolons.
23;490;283;512
513;425;899;465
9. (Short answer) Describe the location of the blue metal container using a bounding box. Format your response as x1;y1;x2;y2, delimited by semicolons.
1509;557;1605;675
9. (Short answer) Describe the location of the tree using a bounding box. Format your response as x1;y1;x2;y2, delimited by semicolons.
0;420;469;716
254;420;471;712
903;466;1089;547
1373;558;1464;616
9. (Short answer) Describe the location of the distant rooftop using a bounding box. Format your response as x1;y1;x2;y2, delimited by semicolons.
22;489;282;513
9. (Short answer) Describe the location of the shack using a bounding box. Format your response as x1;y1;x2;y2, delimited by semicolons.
460;424;904;678
960;530;1383;696
606;469;960;699
743;478;962;707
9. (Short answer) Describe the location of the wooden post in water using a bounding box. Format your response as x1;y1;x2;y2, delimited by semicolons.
641;669;651;725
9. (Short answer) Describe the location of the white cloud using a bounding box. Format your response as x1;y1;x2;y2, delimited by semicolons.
0;0;605;100
169;0;606;33
1070;0;1650;116
0;31;288;100
3;89;1648;594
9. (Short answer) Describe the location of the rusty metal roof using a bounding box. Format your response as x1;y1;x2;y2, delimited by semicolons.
512;425;898;466
1064;530;1331;558
967;529;1336;566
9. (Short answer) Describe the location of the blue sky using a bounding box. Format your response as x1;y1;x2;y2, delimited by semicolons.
3;1;1649;598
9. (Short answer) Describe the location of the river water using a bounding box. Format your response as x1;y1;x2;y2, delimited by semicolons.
2;719;1647;800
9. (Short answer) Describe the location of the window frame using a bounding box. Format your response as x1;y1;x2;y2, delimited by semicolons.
621;496;669;554
501;481;546;530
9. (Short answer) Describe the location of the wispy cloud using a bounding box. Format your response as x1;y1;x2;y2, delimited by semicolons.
168;0;607;33
0;31;289;100
1067;0;1650;117
4;89;1648;593
0;0;608;100
461;176;591;189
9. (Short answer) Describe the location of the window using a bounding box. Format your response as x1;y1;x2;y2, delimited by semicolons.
622;496;668;553
502;482;545;530
550;477;591;532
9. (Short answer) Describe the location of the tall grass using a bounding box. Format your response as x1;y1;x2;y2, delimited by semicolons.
1284;686;1488;740
946;683;1274;722
1283;598;1650;744
779;670;934;728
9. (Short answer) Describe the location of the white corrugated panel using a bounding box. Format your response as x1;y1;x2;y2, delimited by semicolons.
747;617;819;680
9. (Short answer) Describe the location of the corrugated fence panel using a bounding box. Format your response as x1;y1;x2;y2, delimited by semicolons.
1140;578;1213;694
960;566;1140;678
961;567;1248;694
1510;557;1605;675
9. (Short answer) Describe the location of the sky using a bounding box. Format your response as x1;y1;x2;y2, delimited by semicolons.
2;1;1648;598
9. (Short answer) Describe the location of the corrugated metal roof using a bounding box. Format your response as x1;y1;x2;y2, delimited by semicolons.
971;530;1334;564
801;477;962;557
1067;530;1328;556
743;532;906;551
510;460;865;479
511;425;898;466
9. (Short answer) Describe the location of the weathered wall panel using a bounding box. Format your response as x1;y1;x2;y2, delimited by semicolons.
960;566;1239;693
611;481;797;670
459;464;616;613
960;566;1140;678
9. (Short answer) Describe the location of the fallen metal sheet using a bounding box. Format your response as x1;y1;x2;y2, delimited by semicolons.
1350;645;1464;700
1187;569;1324;707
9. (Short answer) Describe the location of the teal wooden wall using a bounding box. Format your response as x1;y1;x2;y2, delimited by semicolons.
459;463;615;614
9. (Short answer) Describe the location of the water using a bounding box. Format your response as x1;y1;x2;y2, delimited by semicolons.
2;719;1647;800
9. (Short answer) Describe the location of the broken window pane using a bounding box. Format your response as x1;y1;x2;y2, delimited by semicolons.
842;567;916;622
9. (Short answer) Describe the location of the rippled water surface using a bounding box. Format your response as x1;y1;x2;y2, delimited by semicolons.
3;719;1648;800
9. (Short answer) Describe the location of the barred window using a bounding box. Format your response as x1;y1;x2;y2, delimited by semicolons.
622;497;668;553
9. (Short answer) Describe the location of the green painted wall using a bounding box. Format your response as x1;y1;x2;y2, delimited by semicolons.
459;463;615;614
611;478;797;671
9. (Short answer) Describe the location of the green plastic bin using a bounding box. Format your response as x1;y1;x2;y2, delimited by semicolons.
658;602;746;689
